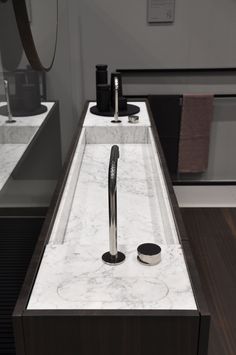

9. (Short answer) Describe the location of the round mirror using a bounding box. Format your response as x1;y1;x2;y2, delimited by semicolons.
12;0;58;71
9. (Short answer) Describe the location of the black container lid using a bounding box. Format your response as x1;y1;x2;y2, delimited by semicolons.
96;64;108;70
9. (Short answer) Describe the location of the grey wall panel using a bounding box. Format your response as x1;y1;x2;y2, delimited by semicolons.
16;0;85;162
46;0;84;162
78;0;236;99
122;73;236;96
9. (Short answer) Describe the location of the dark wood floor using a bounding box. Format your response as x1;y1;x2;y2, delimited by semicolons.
181;208;236;355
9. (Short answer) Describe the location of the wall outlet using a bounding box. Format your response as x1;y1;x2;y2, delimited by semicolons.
148;0;175;23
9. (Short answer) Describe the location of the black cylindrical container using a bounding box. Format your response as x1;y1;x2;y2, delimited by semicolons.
97;84;111;112
96;65;108;108
96;64;108;86
21;83;41;112
110;72;123;109
8;69;41;114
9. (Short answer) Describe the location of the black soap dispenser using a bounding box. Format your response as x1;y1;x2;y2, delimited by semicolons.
96;64;108;85
96;65;110;112
90;64;140;117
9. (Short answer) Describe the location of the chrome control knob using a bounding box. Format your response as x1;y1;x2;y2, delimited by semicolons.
137;243;161;266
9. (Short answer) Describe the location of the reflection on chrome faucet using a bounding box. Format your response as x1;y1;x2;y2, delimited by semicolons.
4;80;16;124
111;77;121;124
102;145;125;265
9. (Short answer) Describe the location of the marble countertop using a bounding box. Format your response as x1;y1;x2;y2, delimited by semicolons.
27;101;197;311
27;243;196;310
0;102;55;191
84;101;150;127
85;102;150;144
0;102;55;126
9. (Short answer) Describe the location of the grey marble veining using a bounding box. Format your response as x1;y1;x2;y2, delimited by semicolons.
27;243;196;310
85;125;148;144
85;102;150;144
0;102;54;127
63;143;176;247
148;129;180;243
84;102;150;127
0;125;38;144
49;129;86;244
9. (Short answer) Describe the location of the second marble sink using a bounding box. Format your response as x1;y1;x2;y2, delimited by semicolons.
0;124;38;144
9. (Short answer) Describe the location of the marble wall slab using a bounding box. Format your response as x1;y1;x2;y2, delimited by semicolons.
85;126;148;144
0;126;38;144
49;129;86;244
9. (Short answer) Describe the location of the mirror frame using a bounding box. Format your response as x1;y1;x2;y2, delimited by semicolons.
12;0;58;71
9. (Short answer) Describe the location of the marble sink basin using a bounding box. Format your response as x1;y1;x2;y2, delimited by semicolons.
50;124;178;246
26;102;196;311
27;122;196;310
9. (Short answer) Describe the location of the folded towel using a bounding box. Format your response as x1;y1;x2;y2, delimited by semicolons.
178;94;213;173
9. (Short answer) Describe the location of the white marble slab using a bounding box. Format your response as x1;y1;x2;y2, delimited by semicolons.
86;126;148;144
0;125;39;144
84;101;150;127
27;243;196;310
49;129;86;244
0;102;54;127
63;143;177;246
28;101;196;311
85;102;150;143
148;129;180;244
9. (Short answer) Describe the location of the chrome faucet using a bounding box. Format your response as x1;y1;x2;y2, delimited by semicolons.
4;80;16;124
102;145;125;265
111;77;121;123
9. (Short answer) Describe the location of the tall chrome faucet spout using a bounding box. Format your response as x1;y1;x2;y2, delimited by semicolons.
4;80;16;124
114;77;119;122
102;145;125;265
111;77;121;124
108;145;119;256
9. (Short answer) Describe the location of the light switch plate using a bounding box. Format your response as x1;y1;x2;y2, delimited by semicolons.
148;0;175;23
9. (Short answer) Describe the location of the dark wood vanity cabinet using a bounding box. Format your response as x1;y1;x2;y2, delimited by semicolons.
15;311;202;355
13;100;210;355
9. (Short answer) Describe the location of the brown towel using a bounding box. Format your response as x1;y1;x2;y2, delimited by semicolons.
178;94;213;173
